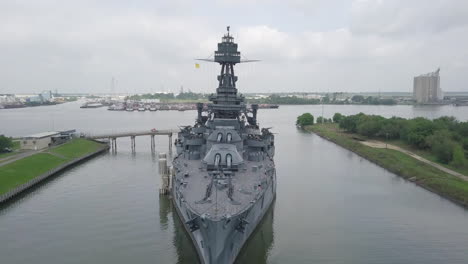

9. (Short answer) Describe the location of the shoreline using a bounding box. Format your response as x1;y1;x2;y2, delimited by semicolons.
0;140;109;204
307;124;468;209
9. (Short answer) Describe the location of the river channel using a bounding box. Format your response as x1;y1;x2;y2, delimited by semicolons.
1;102;468;263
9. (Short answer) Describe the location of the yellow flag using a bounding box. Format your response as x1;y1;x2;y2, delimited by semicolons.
195;63;200;69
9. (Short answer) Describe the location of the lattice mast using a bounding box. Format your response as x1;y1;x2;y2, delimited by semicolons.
208;26;245;118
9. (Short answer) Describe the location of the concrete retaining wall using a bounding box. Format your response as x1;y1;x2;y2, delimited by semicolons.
0;144;109;204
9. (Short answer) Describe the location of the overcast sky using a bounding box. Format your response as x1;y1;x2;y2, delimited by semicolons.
1;0;467;94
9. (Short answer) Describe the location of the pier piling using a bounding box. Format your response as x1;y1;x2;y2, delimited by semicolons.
131;136;136;152
151;135;155;152
158;153;171;195
169;134;173;157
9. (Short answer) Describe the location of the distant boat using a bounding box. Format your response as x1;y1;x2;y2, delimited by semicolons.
115;104;126;111
138;106;146;111
108;104;125;111
257;104;279;109
149;106;157;111
80;103;103;108
126;107;134;112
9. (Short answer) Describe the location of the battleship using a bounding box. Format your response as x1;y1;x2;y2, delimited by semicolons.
171;27;277;264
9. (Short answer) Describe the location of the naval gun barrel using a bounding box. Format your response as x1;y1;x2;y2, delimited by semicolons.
196;103;204;123
251;104;258;124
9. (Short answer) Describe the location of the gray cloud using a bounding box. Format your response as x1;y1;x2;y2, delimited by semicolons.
0;0;467;94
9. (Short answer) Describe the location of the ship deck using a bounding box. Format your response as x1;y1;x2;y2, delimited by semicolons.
173;156;274;220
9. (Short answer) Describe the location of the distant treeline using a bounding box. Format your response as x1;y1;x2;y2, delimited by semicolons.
334;113;468;167
347;95;396;105
249;94;396;105
249;95;320;105
127;92;207;101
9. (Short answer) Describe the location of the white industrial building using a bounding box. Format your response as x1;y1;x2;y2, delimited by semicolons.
21;132;60;150
413;68;443;104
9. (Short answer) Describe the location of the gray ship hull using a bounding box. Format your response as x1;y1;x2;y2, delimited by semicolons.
172;174;276;264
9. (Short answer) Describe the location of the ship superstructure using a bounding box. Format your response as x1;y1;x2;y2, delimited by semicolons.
172;27;276;264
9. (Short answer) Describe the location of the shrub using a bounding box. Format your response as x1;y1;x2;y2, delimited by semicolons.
426;130;456;164
339;113;365;133
401;117;436;148
296;113;314;127
356;115;384;137
0;135;13;152
333;113;343;123
451;145;467;168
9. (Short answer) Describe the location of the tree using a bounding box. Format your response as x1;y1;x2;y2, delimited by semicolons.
378;98;397;105
462;138;468;151
333;113;343;123
434;116;458;131
456;122;468;137
401;117;436;148
355;115;385;137
433;140;455;164
426;130;455;163
316;116;324;123
0;135;13;152
377;117;405;139
296;113;314;127
339;113;365;133
451;145;466;168
351;95;365;103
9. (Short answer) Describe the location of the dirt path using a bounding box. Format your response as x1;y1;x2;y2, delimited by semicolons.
0;150;37;167
361;140;468;181
0;143;67;167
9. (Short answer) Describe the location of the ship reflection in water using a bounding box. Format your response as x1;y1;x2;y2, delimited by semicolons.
159;196;275;264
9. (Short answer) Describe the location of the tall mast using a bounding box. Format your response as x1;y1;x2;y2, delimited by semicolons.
208;26;245;118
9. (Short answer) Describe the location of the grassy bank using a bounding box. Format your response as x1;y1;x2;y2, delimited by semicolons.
307;124;468;208
0;139;105;195
383;139;468;177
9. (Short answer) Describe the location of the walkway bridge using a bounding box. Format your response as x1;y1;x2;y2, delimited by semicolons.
86;129;179;154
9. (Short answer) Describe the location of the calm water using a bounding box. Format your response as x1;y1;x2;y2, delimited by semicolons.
1;102;468;264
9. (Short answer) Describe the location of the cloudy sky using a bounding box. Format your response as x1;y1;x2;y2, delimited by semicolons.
1;0;467;94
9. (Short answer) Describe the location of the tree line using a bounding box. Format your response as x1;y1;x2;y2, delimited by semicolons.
251;94;396;105
334;113;468;167
249;95;321;105
296;113;333;127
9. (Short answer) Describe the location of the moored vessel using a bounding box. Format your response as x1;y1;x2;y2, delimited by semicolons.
171;27;276;264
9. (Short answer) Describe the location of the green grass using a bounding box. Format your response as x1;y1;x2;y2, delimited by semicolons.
307;124;468;207
0;153;65;194
51;138;103;160
0;139;105;195
0;152;17;159
383;138;468;176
